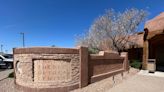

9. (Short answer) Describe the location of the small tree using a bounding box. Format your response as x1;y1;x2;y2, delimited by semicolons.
76;8;147;53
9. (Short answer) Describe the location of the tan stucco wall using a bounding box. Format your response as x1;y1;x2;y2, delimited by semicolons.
14;54;80;88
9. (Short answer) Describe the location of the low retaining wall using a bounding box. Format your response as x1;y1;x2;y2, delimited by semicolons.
13;47;128;92
89;51;128;83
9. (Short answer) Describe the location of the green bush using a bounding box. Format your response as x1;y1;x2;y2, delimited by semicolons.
88;47;100;54
130;60;142;69
8;72;14;78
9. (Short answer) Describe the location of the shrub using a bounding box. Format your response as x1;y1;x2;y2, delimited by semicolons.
130;60;142;69
88;47;100;54
8;72;14;78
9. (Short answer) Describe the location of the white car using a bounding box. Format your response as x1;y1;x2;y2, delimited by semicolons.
0;54;13;69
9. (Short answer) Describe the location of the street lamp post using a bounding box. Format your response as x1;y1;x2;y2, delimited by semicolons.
20;32;25;47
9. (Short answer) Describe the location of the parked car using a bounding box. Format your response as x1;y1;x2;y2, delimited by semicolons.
0;54;13;69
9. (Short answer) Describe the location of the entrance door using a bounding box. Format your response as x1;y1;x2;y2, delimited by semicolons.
156;45;164;71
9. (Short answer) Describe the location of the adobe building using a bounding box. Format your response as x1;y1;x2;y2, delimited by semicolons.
143;12;164;71
128;12;164;71
128;32;144;63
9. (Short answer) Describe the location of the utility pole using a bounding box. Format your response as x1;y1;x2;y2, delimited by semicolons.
20;32;25;47
0;44;3;53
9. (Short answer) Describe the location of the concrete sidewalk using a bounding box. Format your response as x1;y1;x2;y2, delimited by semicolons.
138;70;164;77
108;71;164;92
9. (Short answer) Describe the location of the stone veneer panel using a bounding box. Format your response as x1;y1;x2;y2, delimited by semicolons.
34;59;71;82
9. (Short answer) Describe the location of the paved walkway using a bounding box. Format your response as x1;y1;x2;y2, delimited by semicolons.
108;71;164;92
138;70;164;77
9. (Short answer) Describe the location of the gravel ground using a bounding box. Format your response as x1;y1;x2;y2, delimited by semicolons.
0;78;15;92
0;68;139;92
0;69;17;92
0;69;13;80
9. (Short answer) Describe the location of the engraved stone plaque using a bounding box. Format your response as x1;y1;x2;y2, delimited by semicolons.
34;59;71;82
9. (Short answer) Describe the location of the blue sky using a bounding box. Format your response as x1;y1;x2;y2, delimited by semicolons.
0;0;164;53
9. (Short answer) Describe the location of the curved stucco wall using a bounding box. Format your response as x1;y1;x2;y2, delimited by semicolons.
14;47;80;92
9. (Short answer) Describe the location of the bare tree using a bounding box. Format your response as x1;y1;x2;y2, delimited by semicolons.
76;8;148;53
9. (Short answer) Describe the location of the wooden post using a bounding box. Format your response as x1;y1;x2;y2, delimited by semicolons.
143;40;149;69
